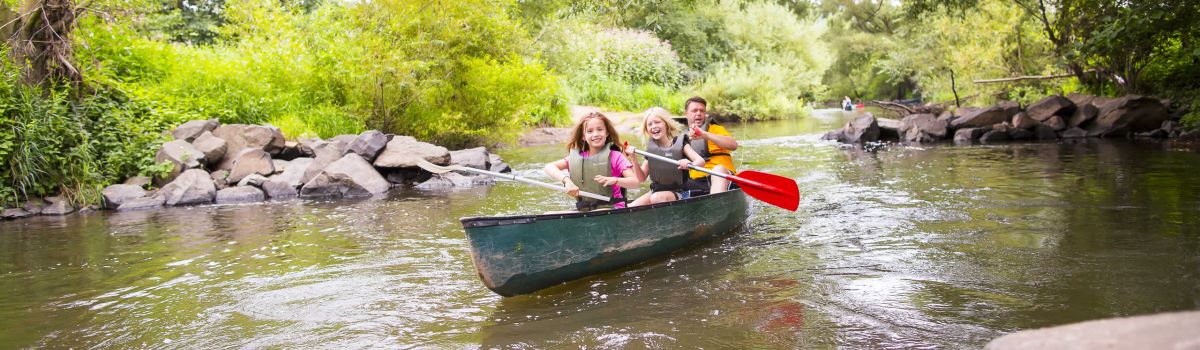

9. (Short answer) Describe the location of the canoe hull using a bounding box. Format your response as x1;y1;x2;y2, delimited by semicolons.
461;189;750;296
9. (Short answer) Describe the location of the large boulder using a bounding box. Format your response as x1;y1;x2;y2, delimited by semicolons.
1025;95;1075;122
40;196;75;215
876;118;901;140
1033;125;1059;140
951;102;1019;129
215;187;265;204
1068;103;1099;128
117;196;165;211
300;154;390;198
271;157;313;188
158;169;217;206
1;208;34;219
1042;115;1067;131
373;136;451;169
451;147;491;171
227;149;274;185
1011;112;1039;129
303;142;347;185
212;124;287;169
170;119;219;142
488;154;512;173
102;184;148;209
844;114;881;143
155;140;206;181
979;130;1010;143
191;131;228;167
346;130;389;162
261;180;299;199
899;113;947;142
953;128;987;144
1087;95;1169;137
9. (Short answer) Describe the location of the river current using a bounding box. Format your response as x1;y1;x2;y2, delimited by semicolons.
2;109;1198;348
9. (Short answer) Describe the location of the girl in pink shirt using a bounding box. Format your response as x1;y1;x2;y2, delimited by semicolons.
543;112;638;210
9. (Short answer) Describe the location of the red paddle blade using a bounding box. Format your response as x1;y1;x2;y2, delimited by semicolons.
728;170;800;211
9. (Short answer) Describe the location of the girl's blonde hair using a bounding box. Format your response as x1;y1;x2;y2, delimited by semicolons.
567;112;624;152
640;107;683;140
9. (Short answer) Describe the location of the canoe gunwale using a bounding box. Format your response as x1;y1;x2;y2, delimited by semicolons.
460;188;746;228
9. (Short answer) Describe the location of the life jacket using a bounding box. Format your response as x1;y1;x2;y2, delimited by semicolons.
688;119;731;161
645;135;688;192
567;143;626;211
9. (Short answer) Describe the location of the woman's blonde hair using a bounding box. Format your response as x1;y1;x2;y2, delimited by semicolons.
640;107;682;140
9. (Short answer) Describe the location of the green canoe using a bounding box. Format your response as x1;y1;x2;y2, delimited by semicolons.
460;189;751;296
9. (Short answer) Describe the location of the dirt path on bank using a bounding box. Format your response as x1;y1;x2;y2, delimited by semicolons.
518;106;654;146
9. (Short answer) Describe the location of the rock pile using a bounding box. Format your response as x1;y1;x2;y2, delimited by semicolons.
2;120;514;218
824;94;1194;145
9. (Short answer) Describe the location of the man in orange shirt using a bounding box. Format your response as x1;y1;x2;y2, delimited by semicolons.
682;96;737;195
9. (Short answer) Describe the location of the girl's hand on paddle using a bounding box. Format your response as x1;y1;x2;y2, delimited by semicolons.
623;145;638;159
676;159;690;170
563;181;580;198
594;175;617;187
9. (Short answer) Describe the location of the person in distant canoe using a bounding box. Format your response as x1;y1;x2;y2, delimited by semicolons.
682;96;735;195
623;107;705;206
543;112;639;211
843;96;853;110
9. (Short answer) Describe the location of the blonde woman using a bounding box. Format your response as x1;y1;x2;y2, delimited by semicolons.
623;107;705;206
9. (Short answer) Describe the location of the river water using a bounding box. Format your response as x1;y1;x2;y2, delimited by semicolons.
2;109;1198;349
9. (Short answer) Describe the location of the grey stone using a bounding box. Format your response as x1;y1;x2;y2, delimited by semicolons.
1092;95;1169;135
159;169;217;206
191;131;227;167
102;184;148;209
346;130;389;162
155;140;206;181
451;147;491;171
953;128;987;144
373;136;451;169
843;114;881;143
979;130;1010;143
952;103;1016;129
488;154;511;173
212;124;286;169
899;113;947;142
1011;112;1039;129
1068;103;1099;128
984;310;1200;350
227;148;274;185
303;142;346;185
1;208;33;219
262;180;299;199
1042;116;1067;131
171;118;219;142
23;198;47;213
237;174;269;188
40;196;75;215
300;154;391;198
277;141;304;160
271;159;289;175
297;138;323;157
117;196;165;211
1025;95;1075;122
271;157;312;188
216;187;265;204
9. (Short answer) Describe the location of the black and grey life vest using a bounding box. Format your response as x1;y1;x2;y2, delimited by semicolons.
688;119;730;161
645;135;688;192
567;143;626;210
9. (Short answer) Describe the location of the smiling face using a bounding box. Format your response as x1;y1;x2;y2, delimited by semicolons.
583;117;609;151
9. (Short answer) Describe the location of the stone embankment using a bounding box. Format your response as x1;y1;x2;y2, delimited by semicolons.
1;120;512;219
824;94;1198;144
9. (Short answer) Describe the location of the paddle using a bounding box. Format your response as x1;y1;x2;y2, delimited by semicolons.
415;159;611;202
629;146;800;211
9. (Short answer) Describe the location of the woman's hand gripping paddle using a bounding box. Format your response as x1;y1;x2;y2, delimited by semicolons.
627;142;799;211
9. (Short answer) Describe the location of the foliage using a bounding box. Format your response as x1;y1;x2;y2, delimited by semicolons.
694;0;828;119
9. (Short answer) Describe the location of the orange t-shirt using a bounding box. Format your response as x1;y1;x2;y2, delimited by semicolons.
689;124;737;179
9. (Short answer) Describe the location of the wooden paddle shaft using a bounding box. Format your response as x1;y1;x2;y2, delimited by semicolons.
451;166;612;202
